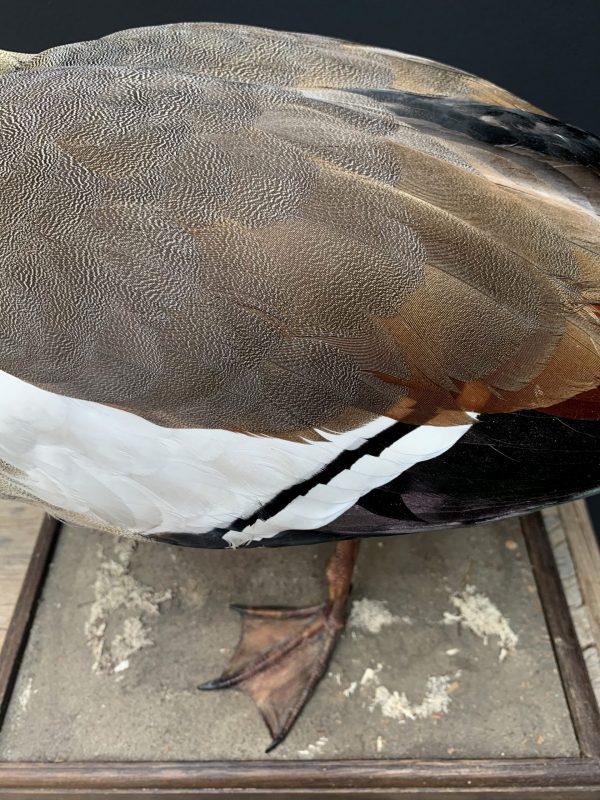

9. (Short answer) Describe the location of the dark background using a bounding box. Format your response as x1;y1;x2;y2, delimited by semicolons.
2;0;600;529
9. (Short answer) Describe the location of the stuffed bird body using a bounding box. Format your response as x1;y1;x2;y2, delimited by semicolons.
0;23;598;549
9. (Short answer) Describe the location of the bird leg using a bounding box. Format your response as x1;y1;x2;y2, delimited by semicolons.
199;538;360;752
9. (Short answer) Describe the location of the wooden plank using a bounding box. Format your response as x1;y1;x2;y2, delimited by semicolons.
0;756;599;795
0;516;60;729
521;512;600;760
557;500;600;650
0;502;46;653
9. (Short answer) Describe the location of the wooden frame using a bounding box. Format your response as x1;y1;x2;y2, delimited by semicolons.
0;512;599;799
0;515;58;728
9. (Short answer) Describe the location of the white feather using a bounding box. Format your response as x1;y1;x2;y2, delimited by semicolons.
226;417;475;546
0;369;474;542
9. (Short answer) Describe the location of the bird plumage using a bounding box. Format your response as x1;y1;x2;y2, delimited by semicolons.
0;23;598;545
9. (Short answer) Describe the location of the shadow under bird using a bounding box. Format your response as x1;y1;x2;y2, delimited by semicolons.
0;23;599;751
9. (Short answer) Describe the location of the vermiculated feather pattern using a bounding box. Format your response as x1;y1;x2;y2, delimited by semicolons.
0;24;597;544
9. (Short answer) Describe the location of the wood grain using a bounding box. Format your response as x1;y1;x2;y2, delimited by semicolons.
0;756;600;798
0;515;59;729
521;512;600;760
557;500;600;649
0;502;45;653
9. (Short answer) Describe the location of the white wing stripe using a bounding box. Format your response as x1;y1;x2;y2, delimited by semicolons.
224;417;475;546
0;368;475;541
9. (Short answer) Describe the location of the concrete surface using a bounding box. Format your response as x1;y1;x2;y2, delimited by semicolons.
0;518;578;761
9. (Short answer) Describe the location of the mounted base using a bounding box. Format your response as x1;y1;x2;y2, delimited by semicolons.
1;509;599;798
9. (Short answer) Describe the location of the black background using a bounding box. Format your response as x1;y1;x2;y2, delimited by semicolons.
2;0;600;529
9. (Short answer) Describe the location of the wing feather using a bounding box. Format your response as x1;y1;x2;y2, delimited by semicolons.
0;23;598;432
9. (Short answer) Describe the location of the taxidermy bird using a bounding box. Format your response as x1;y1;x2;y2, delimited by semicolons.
0;23;599;751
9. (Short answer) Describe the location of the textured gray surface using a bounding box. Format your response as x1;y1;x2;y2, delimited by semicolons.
0;519;578;761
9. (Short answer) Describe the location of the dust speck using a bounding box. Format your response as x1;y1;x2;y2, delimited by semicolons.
360;664;383;686
18;678;33;712
297;736;328;758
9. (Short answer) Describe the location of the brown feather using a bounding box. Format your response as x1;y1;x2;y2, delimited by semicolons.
0;23;597;435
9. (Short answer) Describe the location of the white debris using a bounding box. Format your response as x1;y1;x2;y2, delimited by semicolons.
85;539;172;674
376;735;384;753
370;675;456;722
443;584;518;661
446;648;460;656
298;736;328;759
351;661;462;725
18;678;33;712
349;598;398;634
112;619;154;665
360;664;383;686
343;681;358;698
